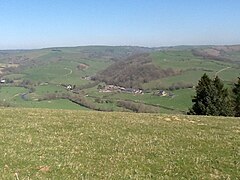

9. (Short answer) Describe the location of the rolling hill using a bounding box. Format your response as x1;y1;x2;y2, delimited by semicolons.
94;45;240;90
94;53;179;88
0;45;239;113
1;46;239;178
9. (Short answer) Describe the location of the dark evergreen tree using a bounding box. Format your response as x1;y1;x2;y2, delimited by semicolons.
212;76;233;116
188;74;233;116
232;77;240;117
188;74;215;115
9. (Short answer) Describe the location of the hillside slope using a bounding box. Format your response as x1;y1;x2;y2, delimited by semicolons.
192;45;240;63
94;47;239;90
94;53;178;88
0;108;239;179
0;45;239;112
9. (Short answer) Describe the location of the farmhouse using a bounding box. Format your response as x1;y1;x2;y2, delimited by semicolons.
66;85;72;90
99;85;121;92
100;85;143;94
158;90;167;96
124;88;135;93
123;88;143;94
0;79;6;83
83;76;91;80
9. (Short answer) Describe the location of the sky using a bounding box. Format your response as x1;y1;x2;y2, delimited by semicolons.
0;0;240;49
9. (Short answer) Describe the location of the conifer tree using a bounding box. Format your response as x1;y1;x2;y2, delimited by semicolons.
212;76;233;116
188;74;215;115
232;77;240;117
188;74;233;116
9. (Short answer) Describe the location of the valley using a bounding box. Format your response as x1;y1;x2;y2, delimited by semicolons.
0;45;239;113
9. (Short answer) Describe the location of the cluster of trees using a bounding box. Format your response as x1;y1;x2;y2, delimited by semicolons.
68;94;114;112
38;92;113;111
191;49;228;62
94;53;179;88
188;74;240;117
167;82;193;91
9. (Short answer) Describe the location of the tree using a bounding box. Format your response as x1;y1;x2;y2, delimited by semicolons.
188;74;215;115
232;77;240;117
212;76;233;116
188;74;233;116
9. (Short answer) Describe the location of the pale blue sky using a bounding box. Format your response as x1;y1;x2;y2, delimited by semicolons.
0;0;240;49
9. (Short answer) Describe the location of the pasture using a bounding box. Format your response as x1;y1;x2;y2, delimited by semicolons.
147;50;239;89
0;86;87;110
0;46;239;113
0;108;239;179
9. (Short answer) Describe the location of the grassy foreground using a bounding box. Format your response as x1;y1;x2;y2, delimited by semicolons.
0;108;239;179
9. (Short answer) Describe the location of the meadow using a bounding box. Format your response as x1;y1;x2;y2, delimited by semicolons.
0;46;239;113
0;108;239;179
84;87;195;113
0;86;88;110
147;50;239;89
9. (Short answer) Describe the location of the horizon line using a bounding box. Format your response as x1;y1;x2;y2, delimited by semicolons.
1;43;240;51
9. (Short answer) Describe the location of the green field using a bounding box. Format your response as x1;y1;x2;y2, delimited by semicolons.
0;46;239;113
0;86;88;110
84;86;195;113
146;50;239;89
22;99;89;110
34;84;67;95
23;53;111;85
0;108;239;179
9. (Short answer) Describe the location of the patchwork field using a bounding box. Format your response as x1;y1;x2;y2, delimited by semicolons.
0;46;239;113
0;108;239;179
147;50;239;89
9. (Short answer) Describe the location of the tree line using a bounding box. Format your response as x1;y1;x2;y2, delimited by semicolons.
188;74;240;117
